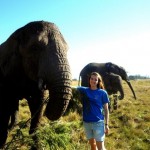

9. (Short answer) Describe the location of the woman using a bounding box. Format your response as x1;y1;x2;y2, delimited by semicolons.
76;72;109;150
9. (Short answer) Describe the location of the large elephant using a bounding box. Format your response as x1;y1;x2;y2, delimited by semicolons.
0;21;72;148
78;62;136;100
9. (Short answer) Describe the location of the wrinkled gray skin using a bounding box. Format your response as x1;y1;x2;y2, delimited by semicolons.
103;72;124;99
78;62;136;100
0;21;72;148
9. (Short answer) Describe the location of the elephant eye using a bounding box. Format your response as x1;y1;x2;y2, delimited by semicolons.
30;44;45;53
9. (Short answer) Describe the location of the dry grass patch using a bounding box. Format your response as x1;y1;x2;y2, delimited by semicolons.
5;79;150;150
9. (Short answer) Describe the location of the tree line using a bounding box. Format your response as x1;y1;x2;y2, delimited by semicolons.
129;75;150;80
72;75;150;81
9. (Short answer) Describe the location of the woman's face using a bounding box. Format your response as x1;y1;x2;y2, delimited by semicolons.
89;75;99;88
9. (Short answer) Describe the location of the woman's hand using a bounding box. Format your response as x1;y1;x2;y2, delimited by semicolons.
105;124;109;134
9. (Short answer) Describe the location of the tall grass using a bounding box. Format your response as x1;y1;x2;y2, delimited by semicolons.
5;79;150;150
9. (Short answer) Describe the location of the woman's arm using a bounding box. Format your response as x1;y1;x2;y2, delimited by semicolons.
71;86;81;100
104;103;109;134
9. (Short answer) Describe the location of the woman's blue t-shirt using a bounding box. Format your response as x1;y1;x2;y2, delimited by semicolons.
77;86;109;122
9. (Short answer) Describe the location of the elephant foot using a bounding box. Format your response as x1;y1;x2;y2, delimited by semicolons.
0;130;8;149
29;128;35;135
0;145;4;150
31;143;38;150
0;140;6;150
30;134;41;150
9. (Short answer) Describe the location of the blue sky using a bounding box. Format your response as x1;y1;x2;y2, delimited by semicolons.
1;0;150;78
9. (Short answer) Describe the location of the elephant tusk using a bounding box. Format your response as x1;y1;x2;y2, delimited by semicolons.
126;81;136;99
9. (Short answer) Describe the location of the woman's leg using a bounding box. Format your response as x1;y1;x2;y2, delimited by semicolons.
96;141;102;150
89;138;97;150
96;141;106;150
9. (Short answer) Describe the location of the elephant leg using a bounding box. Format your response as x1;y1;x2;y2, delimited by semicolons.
113;94;118;110
27;94;43;134
8;100;19;130
108;101;111;112
0;111;10;148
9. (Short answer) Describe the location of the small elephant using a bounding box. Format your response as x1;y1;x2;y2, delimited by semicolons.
0;21;72;148
103;72;123;98
78;62;136;100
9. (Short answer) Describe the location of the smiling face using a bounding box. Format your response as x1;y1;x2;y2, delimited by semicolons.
89;74;99;90
88;72;105;90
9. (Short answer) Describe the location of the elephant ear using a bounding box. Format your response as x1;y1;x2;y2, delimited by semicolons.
0;29;23;77
119;66;129;80
106;62;121;75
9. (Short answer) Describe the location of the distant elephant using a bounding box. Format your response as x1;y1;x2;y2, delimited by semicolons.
103;72;123;97
78;62;136;100
0;21;72;148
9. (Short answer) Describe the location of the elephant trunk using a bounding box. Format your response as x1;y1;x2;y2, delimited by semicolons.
38;24;72;120
38;56;72;120
44;72;72;120
126;80;136;99
118;84;124;100
45;87;72;120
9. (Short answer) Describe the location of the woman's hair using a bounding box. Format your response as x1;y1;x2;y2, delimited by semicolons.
88;72;105;89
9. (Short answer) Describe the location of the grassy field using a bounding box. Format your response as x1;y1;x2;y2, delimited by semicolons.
5;79;150;150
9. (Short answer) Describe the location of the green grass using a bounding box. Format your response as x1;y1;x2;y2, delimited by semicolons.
5;79;150;150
